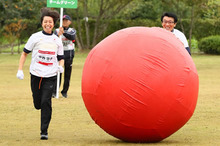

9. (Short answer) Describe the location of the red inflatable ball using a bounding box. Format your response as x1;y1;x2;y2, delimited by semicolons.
81;27;199;143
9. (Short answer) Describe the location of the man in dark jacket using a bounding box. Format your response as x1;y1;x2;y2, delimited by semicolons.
54;15;76;98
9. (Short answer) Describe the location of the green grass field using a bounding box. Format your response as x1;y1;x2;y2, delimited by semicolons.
0;52;219;146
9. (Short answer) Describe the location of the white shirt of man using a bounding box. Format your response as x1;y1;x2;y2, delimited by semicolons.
172;29;189;48
24;31;64;77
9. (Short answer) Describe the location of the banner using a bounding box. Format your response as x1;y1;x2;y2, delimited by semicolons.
47;0;78;8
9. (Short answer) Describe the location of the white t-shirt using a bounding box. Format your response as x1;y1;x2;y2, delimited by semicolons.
25;31;64;77
172;29;189;48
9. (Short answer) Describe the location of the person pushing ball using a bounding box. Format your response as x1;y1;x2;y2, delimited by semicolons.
161;12;191;55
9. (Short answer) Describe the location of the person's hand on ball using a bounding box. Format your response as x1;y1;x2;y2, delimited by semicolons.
16;70;24;80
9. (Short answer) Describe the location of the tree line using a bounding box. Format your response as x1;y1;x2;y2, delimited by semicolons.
0;0;219;52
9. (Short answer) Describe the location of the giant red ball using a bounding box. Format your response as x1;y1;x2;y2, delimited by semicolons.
81;27;199;142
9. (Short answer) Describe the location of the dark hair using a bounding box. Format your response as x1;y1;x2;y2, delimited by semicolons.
40;7;60;25
161;12;178;23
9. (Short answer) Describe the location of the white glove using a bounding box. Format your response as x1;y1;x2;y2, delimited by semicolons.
58;66;64;73
16;70;24;80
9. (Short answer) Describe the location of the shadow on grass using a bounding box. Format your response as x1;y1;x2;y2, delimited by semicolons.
83;137;182;145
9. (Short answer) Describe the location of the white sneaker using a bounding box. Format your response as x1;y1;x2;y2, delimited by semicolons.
41;134;48;140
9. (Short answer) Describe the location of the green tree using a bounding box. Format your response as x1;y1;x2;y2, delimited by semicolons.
0;0;218;51
117;0;162;20
3;19;27;54
0;0;46;50
0;0;46;26
66;0;134;49
182;0;209;49
201;0;220;19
